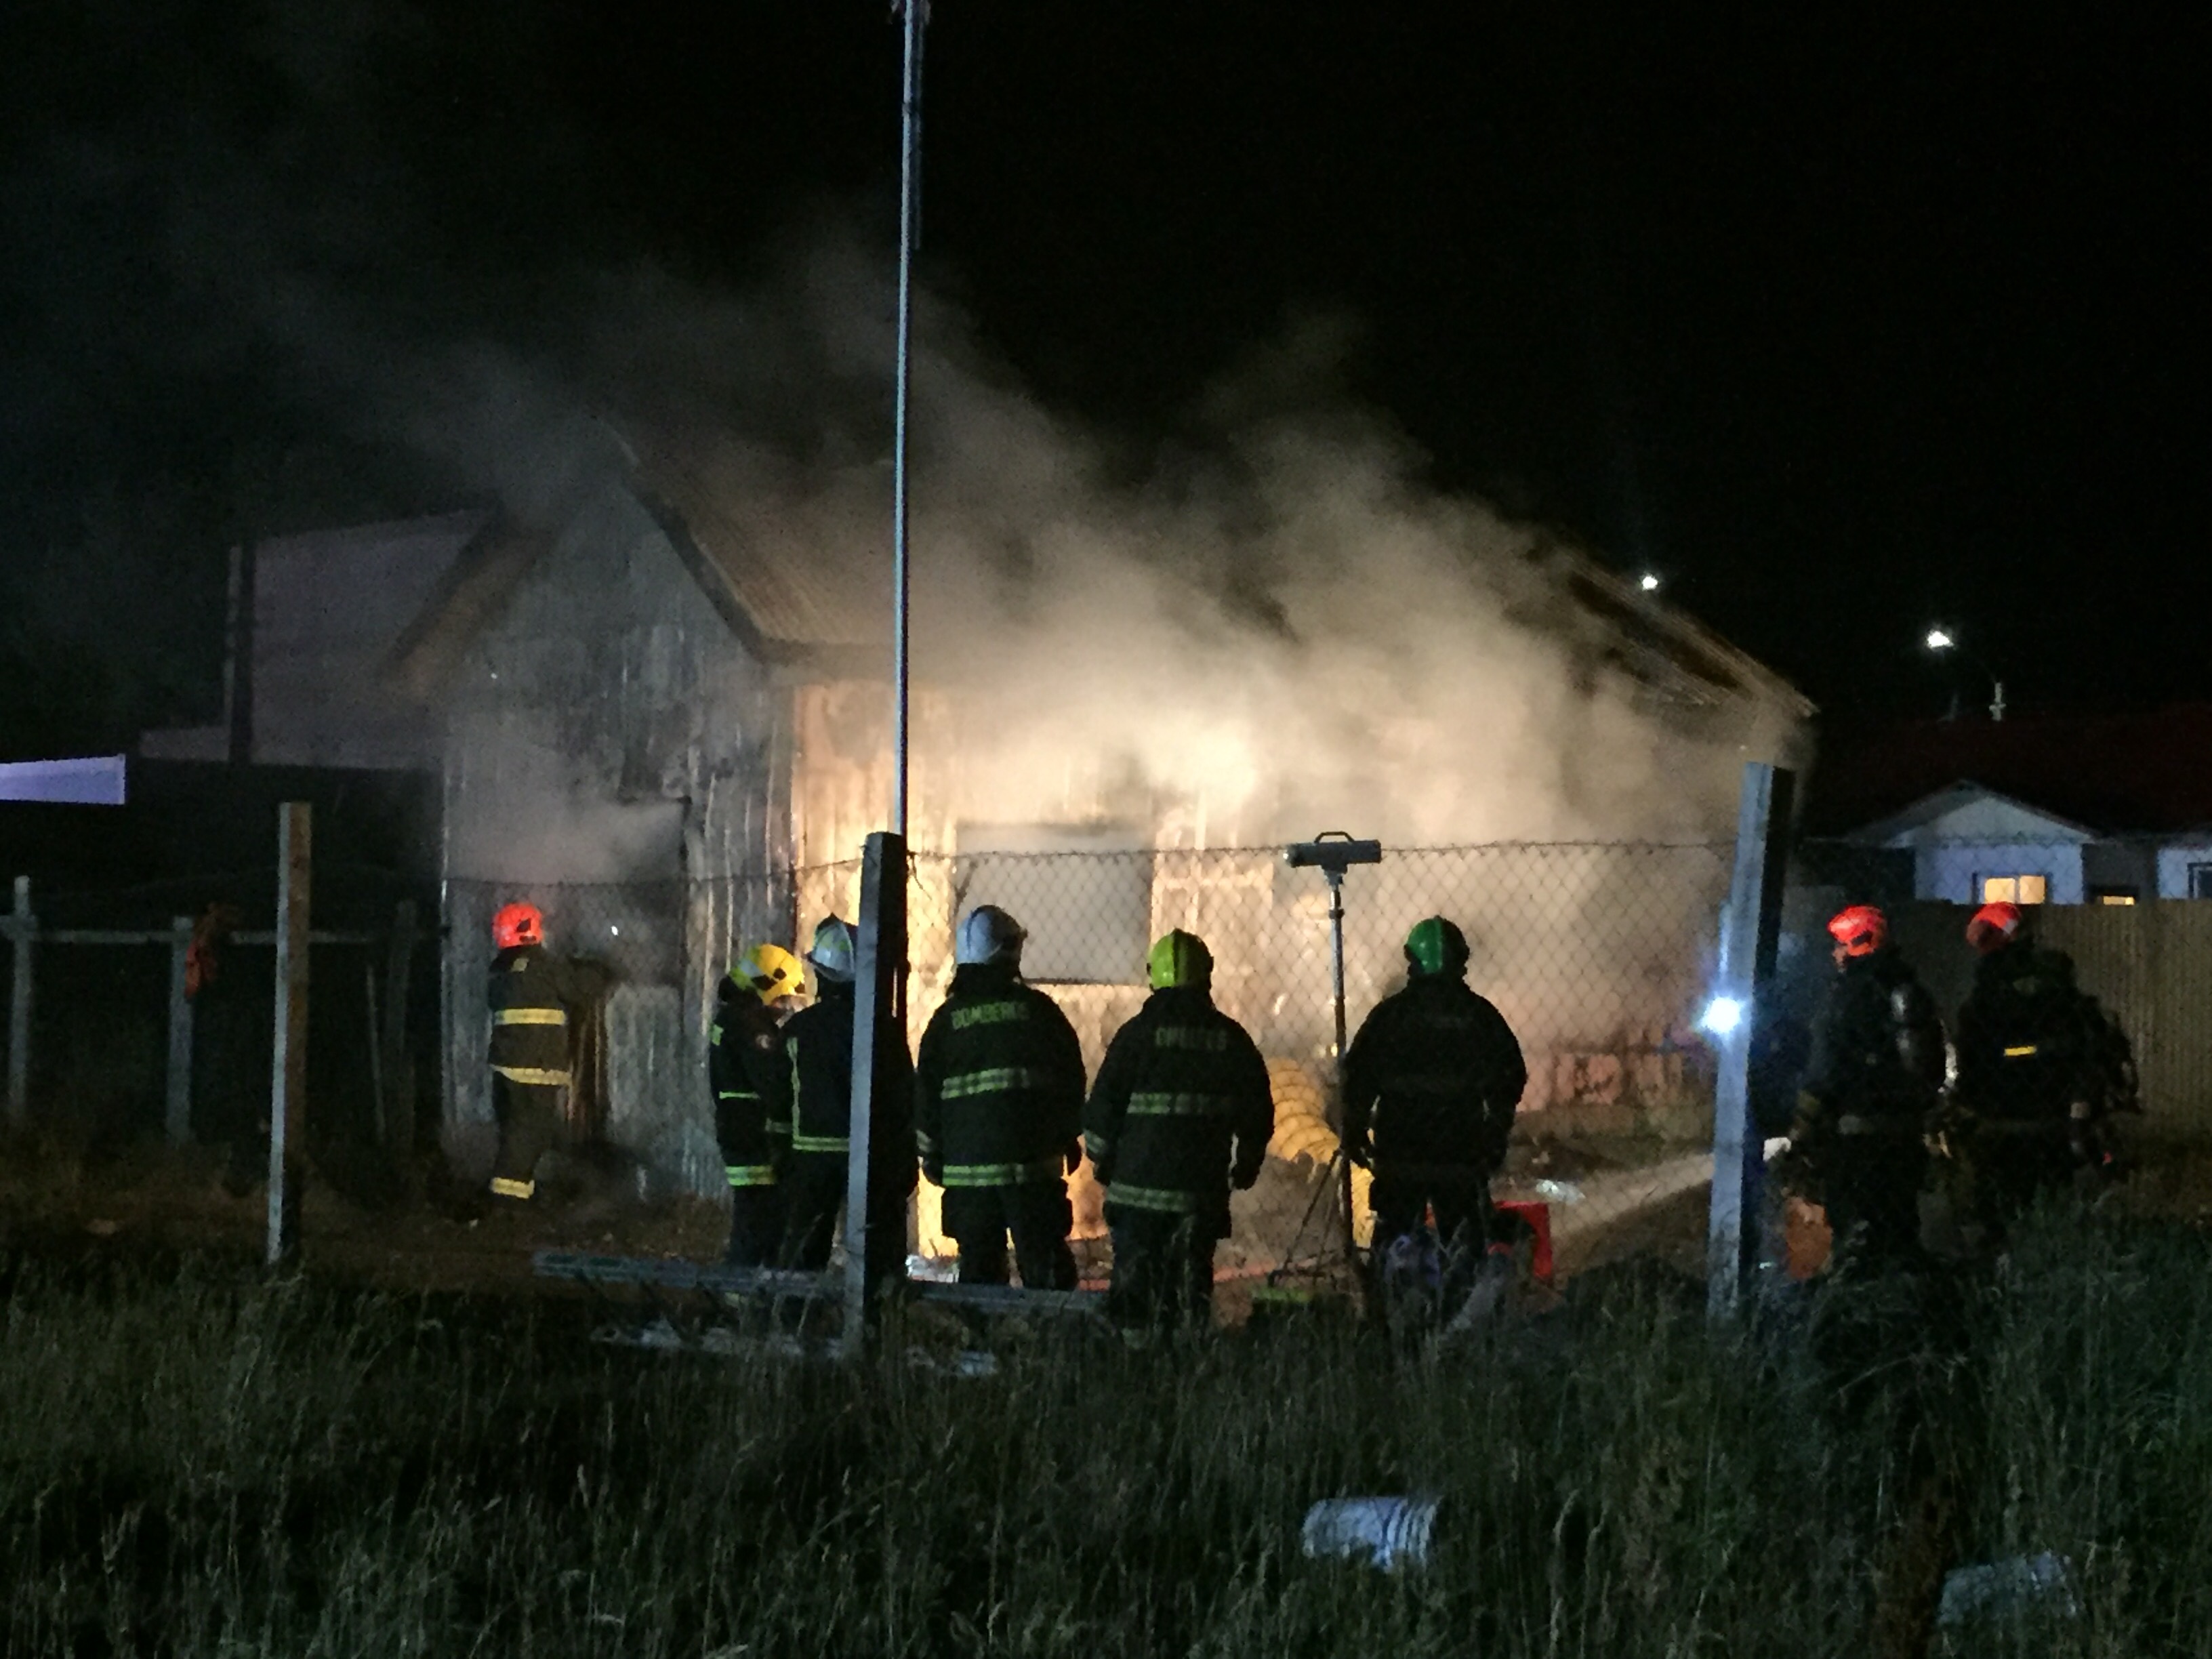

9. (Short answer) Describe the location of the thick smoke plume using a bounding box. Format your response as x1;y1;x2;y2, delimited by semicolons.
155;111;1799;862
361;230;1799;853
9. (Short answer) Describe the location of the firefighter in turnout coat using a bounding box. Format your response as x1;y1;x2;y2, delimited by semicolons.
1786;905;1945;1272
710;942;803;1265
1954;900;2133;1229
778;916;916;1292
914;905;1084;1289
485;901;603;1204
1086;930;1275;1329
1343;916;1528;1295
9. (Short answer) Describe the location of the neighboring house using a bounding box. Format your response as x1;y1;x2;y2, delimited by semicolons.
1846;783;2096;905
137;457;1811;1197
1813;707;2212;905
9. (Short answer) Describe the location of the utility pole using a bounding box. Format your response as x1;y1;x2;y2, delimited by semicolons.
844;0;928;1355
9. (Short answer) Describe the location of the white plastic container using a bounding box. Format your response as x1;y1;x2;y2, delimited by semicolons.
1300;1496;1440;1570
1938;1552;2078;1625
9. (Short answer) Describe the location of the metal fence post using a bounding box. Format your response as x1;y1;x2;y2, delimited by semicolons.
380;899;417;1151
166;914;195;1146
842;830;905;1357
7;876;32;1126
1706;763;1795;1321
267;803;312;1266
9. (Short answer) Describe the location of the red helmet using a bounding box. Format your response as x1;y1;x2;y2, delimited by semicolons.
493;901;545;951
1966;901;2024;954
1827;905;1887;958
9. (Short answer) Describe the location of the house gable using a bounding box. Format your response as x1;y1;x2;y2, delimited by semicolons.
1851;782;2095;848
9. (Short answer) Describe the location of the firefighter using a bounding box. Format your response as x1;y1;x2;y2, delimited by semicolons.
1085;930;1275;1331
485;901;603;1206
914;905;1085;1290
777;916;916;1295
1785;905;1945;1273
1953;901;2132;1229
1343;916;1528;1312
188;902;272;1197
710;941;803;1266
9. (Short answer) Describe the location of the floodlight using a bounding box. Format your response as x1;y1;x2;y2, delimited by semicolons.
1284;834;1382;875
1698;996;1746;1038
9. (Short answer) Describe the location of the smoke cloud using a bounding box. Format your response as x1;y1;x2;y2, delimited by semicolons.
543;233;1802;848
162;159;1803;852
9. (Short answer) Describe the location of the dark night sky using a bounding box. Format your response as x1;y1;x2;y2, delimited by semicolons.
2;2;2203;749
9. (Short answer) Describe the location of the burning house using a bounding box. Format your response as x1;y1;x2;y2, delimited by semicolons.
361;413;1808;1224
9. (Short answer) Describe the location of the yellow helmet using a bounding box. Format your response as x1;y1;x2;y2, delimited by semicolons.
735;942;806;1000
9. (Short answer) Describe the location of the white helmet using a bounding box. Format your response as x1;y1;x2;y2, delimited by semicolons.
954;905;1026;968
806;915;857;984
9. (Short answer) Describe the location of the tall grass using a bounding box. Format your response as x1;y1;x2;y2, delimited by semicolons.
3;1212;2209;1657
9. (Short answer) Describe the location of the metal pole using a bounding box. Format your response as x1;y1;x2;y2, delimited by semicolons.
7;876;31;1125
1706;762;1795;1322
842;830;906;1357
889;0;926;839
1327;870;1353;1260
1327;873;1348;1062
166;915;195;1146
267;802;312;1267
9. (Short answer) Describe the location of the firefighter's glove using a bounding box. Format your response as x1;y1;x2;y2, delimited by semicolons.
922;1157;943;1187
1231;1157;1262;1193
1346;1136;1374;1172
1064;1138;1086;1177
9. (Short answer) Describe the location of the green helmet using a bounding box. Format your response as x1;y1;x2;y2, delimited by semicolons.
1404;916;1470;979
1147;929;1214;991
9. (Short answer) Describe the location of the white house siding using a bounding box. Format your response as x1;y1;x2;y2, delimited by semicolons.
1866;792;2093;905
2157;843;2212;900
1910;841;2086;906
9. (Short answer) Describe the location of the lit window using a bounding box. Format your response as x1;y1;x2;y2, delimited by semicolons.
2093;890;2138;907
1980;874;2049;905
2190;863;2212;901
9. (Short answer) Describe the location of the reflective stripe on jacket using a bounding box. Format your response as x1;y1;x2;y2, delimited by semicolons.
487;944;574;1081
780;981;918;1189
1085;986;1273;1239
914;963;1084;1187
710;980;790;1179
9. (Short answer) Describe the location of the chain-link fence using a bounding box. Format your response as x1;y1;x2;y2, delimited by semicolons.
1;862;433;1159
447;842;1736;1280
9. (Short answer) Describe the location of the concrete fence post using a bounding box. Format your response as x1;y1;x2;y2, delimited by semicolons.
7;876;33;1126
166;914;196;1146
1706;762;1795;1322
266;803;312;1266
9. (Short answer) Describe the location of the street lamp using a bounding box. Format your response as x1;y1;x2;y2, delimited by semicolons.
1637;571;1662;594
1923;625;2005;722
